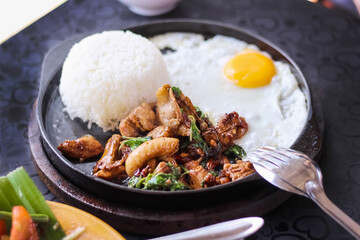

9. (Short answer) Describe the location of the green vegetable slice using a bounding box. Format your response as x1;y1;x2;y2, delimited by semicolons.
195;106;206;119
6;167;66;239
129;163;189;191
224;144;247;160
171;86;182;98
0;176;23;233
0;176;22;211
120;136;152;151
0;211;49;223
188;115;208;153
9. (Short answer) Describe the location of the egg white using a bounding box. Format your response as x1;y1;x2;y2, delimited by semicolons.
151;33;307;153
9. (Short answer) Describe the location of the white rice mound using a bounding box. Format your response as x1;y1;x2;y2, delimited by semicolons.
59;31;169;131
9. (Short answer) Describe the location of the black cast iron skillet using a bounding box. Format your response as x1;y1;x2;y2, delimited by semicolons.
36;19;322;209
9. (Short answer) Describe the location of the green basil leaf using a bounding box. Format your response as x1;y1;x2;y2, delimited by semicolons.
188;115;208;152
128;163;189;191
224;144;247;160
171;86;182;98
120;136;152;151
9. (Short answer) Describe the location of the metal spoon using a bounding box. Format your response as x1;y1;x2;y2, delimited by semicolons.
149;217;264;240
247;146;360;239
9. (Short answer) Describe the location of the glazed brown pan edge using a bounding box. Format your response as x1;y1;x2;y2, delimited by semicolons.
36;19;322;209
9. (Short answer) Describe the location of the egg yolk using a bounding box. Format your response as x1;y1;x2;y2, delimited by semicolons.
224;52;276;88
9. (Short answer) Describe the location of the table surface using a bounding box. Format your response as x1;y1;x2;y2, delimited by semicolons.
0;0;66;44
1;0;360;239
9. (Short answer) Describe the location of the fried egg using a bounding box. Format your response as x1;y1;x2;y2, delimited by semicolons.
224;51;276;88
150;33;307;153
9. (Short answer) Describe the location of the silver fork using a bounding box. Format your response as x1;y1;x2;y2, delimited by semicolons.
247;146;360;239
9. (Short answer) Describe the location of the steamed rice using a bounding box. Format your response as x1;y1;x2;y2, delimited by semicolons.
59;30;168;131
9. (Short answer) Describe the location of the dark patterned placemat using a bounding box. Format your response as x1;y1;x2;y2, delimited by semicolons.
1;0;360;239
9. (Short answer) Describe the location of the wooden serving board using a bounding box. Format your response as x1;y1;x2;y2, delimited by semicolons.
29;104;290;236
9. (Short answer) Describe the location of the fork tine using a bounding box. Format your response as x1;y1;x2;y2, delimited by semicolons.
251;160;272;171
277;147;313;161
267;147;314;163
248;152;281;169
272;147;303;157
252;149;287;166
262;146;288;156
258;147;290;165
251;160;307;196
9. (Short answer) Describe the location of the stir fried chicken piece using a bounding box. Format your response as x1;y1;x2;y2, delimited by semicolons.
158;155;177;166
215;112;248;148
221;155;230;165
203;112;248;151
156;84;190;136
125;137;179;177
139;158;158;177
184;160;199;171
147;126;173;138
173;151;202;164
154;161;172;174
206;158;220;171
156;85;182;129
188;166;208;189
216;174;231;185
177;93;212;131
119;102;156;137
202;112;248;152
93;134;127;180
202;127;221;150
184;160;215;189
223;160;255;181
58;135;104;161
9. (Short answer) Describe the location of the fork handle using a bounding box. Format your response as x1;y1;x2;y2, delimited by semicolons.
306;181;360;239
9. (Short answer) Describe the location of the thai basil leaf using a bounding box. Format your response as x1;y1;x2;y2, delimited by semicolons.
171;86;182;98
224;144;247;160
128;163;189;191
195;106;206;119
120;136;152;151
188;115;208;152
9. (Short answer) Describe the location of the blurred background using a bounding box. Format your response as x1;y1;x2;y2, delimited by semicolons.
314;0;360;16
0;0;359;44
